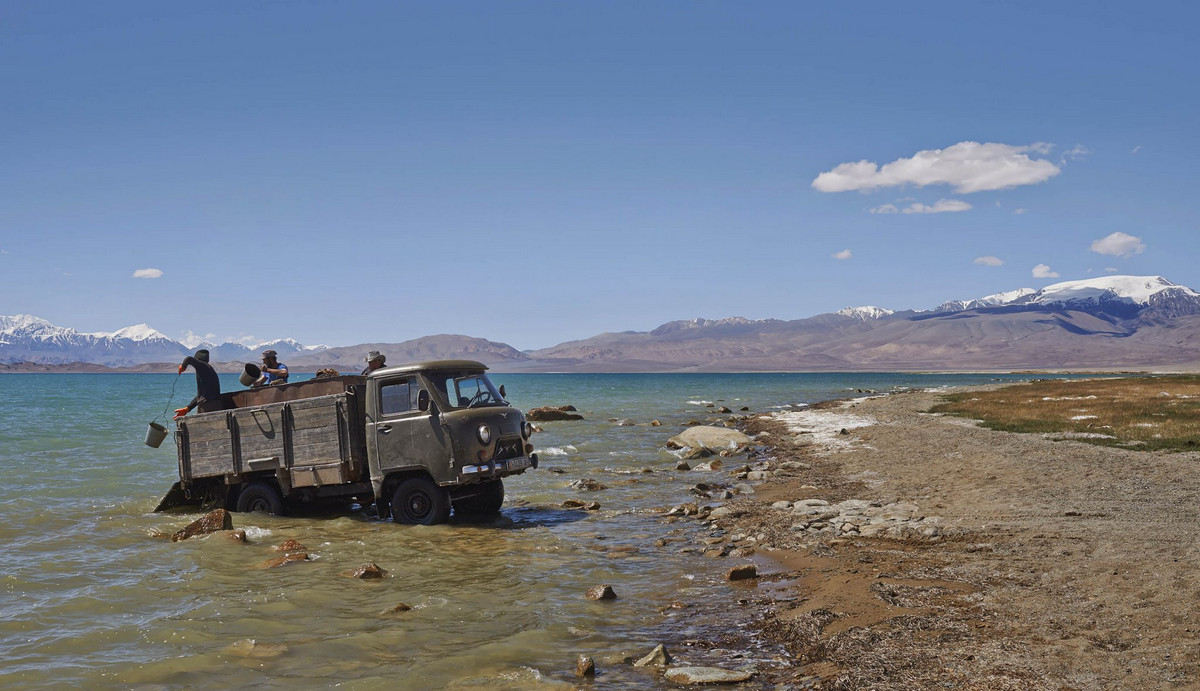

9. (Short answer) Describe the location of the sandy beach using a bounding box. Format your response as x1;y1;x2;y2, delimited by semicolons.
705;387;1200;689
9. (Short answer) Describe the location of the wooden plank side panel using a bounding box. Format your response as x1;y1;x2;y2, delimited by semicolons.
287;396;352;486
179;414;235;479
233;407;286;464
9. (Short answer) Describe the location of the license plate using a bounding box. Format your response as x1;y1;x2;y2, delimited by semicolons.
506;457;530;471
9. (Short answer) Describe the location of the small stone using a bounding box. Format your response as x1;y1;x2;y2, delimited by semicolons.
726;564;758;581
650;419;662;427
576;655;596;677
665;666;752;684
633;644;672;667
675;460;692;471
585;584;617;600
343;562;387;579
381;602;413;614
227;529;248;543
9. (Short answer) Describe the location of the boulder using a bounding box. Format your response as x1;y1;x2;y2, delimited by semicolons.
665;666;752;684
274;539;307;553
576;655;596;677
667;426;751;454
171;509;233;542
527;406;584;422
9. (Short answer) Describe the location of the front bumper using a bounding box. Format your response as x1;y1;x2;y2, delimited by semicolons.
460;453;539;478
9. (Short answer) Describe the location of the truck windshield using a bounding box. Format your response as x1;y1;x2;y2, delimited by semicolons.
429;372;505;409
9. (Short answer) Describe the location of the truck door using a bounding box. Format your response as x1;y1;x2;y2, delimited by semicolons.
367;375;451;477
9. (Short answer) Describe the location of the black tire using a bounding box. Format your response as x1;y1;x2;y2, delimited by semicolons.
455;479;505;517
235;481;285;515
391;477;451;525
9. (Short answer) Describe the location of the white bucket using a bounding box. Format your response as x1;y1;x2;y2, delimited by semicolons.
145;421;169;448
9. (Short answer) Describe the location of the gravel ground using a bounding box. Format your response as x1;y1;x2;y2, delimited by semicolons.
703;388;1200;690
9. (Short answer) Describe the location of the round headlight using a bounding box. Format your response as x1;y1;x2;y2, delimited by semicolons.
477;424;491;444
522;421;533;439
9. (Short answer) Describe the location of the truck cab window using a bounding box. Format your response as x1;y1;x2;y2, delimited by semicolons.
380;379;415;416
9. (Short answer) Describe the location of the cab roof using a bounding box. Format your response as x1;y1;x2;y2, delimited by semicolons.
368;359;489;377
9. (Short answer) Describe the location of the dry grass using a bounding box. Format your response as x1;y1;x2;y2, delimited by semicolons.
930;375;1200;452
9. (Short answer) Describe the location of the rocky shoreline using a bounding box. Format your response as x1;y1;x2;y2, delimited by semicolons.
658;387;1200;689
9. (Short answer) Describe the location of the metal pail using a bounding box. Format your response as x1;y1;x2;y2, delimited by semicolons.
239;363;261;387
145;421;169;448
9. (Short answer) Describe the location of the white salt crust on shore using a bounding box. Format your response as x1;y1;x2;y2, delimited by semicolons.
771;400;877;453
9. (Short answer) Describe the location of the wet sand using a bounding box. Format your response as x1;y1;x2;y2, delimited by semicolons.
707;388;1200;689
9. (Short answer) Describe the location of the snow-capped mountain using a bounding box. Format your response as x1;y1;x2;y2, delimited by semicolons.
0;316;326;367
836;306;895;321
927;276;1200;320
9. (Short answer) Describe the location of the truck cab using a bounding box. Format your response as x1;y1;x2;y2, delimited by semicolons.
160;360;537;525
364;360;538;523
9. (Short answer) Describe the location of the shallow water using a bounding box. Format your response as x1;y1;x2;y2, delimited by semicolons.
0;371;1079;688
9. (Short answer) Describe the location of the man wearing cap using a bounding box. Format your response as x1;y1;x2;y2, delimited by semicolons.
362;351;386;375
174;349;221;419
254;349;289;387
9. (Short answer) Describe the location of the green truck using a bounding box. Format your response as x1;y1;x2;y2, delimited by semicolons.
156;360;538;525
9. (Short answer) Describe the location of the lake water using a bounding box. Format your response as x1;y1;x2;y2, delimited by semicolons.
0;371;1074;689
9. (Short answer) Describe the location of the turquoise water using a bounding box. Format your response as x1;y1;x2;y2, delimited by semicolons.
0;371;1074;689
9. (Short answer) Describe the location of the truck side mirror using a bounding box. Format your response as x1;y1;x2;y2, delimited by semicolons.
498;385;506;398
417;389;430;412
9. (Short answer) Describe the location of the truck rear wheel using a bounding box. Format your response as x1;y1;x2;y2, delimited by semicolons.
391;478;451;525
236;481;285;515
454;479;504;517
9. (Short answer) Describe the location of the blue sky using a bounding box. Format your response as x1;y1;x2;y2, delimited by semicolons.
2;1;1196;350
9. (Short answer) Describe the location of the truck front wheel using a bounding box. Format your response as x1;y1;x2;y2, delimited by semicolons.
391;478;451;525
236;481;285;515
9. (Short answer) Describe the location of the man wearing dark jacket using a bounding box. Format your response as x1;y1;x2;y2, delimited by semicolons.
174;349;221;419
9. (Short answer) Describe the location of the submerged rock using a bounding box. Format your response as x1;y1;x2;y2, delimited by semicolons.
576;655;596;677
381;602;413;614
171;509;233;542
259;552;309;569
569;478;608;492
274;539;307;553
223;638;289;659
343;563;387;579
667;426;752;454
585;584;617;600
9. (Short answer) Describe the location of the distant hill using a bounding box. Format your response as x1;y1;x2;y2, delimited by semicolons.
6;276;1200;372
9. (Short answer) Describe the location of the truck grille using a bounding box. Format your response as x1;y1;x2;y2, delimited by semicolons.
494;438;524;461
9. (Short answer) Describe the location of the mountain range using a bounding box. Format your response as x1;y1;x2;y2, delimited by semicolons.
5;275;1200;372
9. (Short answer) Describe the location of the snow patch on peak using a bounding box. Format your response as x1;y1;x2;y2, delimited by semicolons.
836;306;894;320
109;324;170;342
1034;276;1194;305
0;314;56;331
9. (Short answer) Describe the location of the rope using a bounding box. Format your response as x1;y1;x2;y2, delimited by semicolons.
153;372;183;425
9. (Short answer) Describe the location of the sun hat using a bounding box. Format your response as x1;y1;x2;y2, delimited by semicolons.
364;350;384;363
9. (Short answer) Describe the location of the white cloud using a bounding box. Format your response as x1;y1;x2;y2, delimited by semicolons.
812;141;1061;194
974;256;1004;267
1013;208;1027;215
1131;145;1141;154
1032;264;1060;278
903;199;972;214
1060;144;1090;164
870;199;971;214
181;330;218;348
1104;267;1119;273
1090;232;1145;258
133;268;164;279
833;249;853;260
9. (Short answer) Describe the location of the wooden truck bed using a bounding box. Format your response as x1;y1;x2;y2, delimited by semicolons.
176;387;368;489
